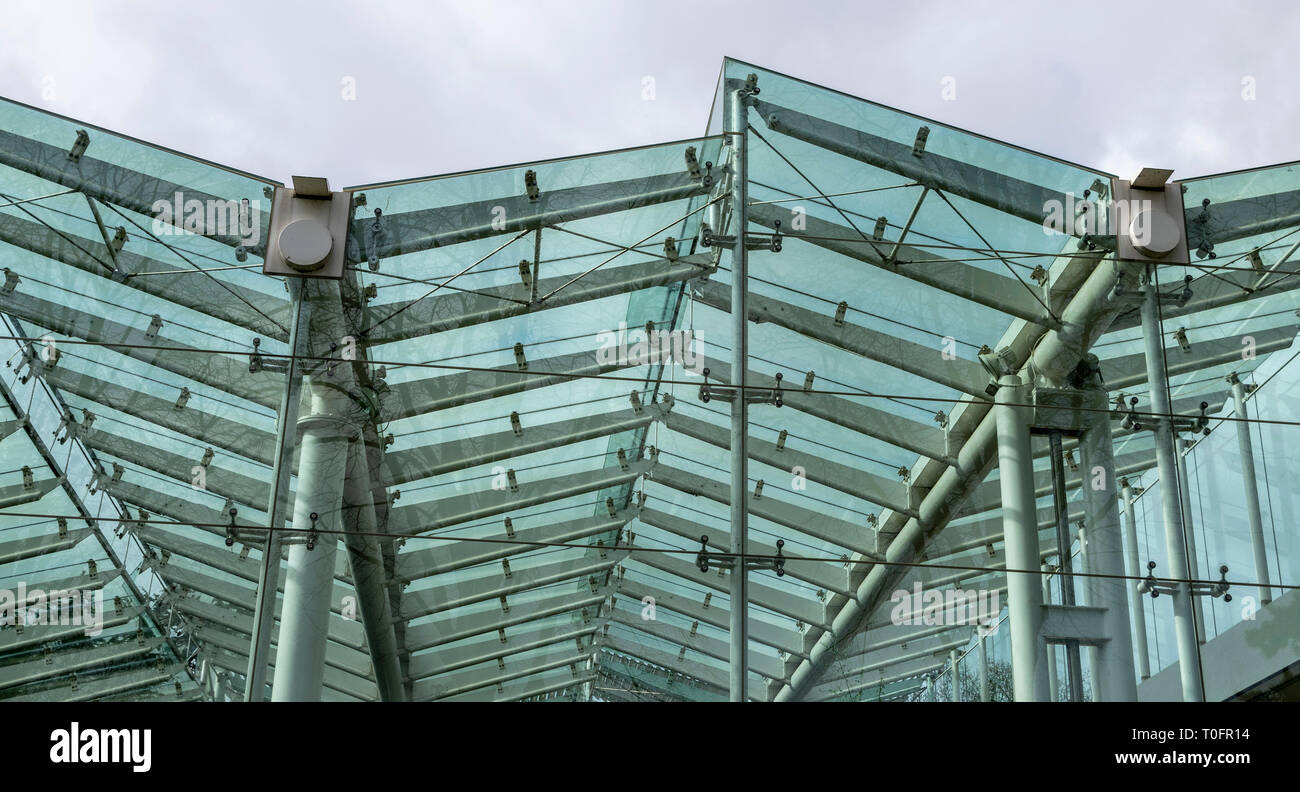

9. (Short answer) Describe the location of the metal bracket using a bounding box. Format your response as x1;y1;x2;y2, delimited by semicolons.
224;507;240;547
700;223;782;253
684;146;714;189
68;129;90;161
248;337;290;374
912;125;929;157
1;268;19;295
698;367;783;406
1120;395;1210;436
364;208;385;272
305;511;319;551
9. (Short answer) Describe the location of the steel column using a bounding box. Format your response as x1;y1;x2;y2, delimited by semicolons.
727;79;750;703
270;279;354;701
342;438;406;701
1078;403;1138;701
1140;272;1204;701
950;649;961;702
270;390;348;701
995;374;1049;701
1228;374;1273;605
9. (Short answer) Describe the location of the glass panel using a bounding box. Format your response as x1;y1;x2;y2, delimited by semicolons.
0;95;283;702
356;135;727;701
4;58;1298;704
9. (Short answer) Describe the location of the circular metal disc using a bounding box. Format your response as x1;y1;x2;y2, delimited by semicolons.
279;218;334;270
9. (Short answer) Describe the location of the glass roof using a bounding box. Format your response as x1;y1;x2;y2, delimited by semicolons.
2;58;1297;703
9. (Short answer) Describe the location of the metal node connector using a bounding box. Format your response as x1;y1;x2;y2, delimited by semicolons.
1138;560;1232;601
695;535;785;575
225;508;239;547
698;367;783;406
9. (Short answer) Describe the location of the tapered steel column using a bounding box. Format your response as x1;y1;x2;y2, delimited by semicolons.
1227;374;1273;605
1120;478;1152;680
1176;440;1206;644
342;439;406;701
1078;394;1138;701
244;279;307;701
727;80;751;702
270;386;348;701
1140;272;1204;701
271;279;353;701
995;374;1049;701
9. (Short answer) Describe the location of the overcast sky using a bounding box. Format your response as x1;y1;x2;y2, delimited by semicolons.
1;0;1296;187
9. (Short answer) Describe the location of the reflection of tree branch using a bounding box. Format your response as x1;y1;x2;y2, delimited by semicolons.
901;660;1093;702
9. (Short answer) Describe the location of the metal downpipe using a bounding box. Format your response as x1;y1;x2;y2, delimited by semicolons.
727;82;750;702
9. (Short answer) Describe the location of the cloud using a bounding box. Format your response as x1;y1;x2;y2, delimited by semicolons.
1;0;1297;186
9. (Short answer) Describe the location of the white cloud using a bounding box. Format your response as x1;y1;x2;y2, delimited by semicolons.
1;0;1297;185
1174;121;1232;173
